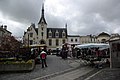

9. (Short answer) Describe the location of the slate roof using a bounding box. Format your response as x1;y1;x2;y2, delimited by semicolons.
0;26;12;34
30;24;38;35
38;16;47;25
35;28;38;35
47;28;67;38
68;35;80;37
98;32;110;37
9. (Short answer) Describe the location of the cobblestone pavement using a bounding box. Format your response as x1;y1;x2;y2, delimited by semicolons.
0;55;85;80
84;68;120;80
47;66;94;80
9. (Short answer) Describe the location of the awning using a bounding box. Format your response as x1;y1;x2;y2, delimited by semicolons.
75;43;110;49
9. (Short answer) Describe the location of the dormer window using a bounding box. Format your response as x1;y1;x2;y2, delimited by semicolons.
55;30;59;37
49;33;52;37
62;33;65;37
56;33;59;37
62;30;66;37
48;30;52;38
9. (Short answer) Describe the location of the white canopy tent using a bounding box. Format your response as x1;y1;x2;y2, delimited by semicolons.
75;43;110;49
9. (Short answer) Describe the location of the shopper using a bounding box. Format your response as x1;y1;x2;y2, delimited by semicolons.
40;49;47;68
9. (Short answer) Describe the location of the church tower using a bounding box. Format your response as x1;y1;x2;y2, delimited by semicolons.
38;3;47;44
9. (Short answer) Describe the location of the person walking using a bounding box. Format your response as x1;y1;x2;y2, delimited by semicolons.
40;49;47;68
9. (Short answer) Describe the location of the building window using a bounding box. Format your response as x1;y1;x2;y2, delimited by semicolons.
71;39;73;42
49;39;52;46
62;39;65;44
55;32;59;37
62;33;65;37
30;40;33;45
41;27;43;31
56;39;59;46
49;33;52;37
55;30;59;38
75;39;77;42
30;33;33;37
41;32;43;36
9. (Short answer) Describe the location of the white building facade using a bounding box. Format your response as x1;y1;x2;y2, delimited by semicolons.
67;35;80;45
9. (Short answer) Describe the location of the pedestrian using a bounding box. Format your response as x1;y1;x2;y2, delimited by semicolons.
40;48;48;68
76;48;80;59
72;46;76;58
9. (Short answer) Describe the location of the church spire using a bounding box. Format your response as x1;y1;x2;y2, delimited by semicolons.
38;2;47;24
41;3;44;18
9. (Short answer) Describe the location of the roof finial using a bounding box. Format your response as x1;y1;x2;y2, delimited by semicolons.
65;23;67;28
41;0;45;17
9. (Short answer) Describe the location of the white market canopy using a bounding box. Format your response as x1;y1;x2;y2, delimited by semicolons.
75;43;110;49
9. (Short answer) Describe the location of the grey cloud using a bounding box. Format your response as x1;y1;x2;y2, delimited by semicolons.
0;0;120;37
46;13;67;28
68;13;109;35
0;0;43;24
64;0;120;35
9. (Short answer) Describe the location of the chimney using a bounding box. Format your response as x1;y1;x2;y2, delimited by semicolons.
4;25;7;30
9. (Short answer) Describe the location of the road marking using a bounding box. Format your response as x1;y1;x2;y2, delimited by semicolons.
84;69;103;80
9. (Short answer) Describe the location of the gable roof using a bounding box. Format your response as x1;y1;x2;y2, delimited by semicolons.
38;17;47;24
35;28;38;35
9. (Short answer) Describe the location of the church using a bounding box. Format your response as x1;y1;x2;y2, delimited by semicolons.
23;4;67;50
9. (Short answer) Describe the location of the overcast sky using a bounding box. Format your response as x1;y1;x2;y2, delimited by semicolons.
0;0;120;37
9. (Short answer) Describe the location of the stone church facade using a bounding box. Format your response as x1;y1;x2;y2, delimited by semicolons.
23;5;67;50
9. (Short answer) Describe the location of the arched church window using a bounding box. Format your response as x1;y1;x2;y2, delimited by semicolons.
40;39;45;44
